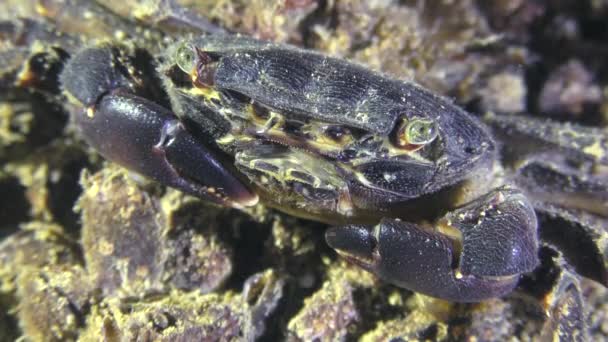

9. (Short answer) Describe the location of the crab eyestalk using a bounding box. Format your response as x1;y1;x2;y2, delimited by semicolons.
174;42;217;87
394;117;439;148
175;42;197;74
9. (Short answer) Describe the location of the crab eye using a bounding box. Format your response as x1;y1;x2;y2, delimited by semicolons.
405;118;438;144
175;43;196;73
395;118;438;147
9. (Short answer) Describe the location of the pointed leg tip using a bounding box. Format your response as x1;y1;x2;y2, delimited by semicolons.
325;225;377;264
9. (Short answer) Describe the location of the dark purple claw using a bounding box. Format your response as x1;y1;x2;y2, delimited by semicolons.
326;188;539;302
61;46;257;207
157;116;258;206
75;92;257;207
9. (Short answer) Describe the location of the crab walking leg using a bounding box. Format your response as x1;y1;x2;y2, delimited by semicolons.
326;187;539;302
61;46;257;208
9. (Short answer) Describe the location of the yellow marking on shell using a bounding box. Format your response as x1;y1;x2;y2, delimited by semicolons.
187;85;251;121
187;86;221;102
582;140;605;160
86;107;95;118
217;133;255;147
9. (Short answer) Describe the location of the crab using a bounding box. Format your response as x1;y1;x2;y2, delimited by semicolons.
1;0;607;339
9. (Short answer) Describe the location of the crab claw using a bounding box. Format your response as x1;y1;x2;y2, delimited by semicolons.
326;187;539;302
77;92;257;207
61;46;257;208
